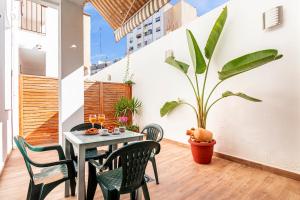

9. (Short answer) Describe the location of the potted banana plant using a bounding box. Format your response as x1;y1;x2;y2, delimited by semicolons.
160;7;282;164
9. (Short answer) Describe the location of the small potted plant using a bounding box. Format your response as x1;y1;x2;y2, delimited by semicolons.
118;116;128;132
114;97;142;132
160;7;282;164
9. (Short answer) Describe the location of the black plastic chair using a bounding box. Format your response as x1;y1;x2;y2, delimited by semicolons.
14;136;76;200
141;124;164;184
87;140;161;200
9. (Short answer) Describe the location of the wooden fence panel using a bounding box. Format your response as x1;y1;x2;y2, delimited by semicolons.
19;75;58;145
84;81;132;127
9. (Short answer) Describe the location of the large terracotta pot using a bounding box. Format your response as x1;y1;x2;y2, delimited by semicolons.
188;139;216;164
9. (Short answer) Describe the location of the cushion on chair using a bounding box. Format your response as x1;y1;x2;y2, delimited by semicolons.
33;164;68;185
97;167;123;191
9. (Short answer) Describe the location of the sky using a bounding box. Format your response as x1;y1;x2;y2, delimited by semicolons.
84;0;228;64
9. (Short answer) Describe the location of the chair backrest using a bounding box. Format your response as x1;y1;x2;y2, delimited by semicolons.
141;124;164;142
70;123;102;132
106;141;160;193
13;136;34;180
69;123;103;160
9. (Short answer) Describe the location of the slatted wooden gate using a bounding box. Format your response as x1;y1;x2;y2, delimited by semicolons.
19;75;59;145
84;81;132;127
19;76;132;145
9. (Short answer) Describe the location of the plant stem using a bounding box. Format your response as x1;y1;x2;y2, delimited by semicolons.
182;102;199;126
200;59;211;128
205;96;225;118
204;80;224;111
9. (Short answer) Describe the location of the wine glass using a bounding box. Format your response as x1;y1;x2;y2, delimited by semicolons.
89;114;97;128
98;114;105;129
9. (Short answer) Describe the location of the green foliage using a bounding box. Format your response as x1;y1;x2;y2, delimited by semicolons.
114;97;142;117
126;124;140;132
205;7;227;59
123;54;135;85
161;6;283;129
186;29;206;74
222;91;262;102
160;100;182;117
165;56;189;74
218;50;283;80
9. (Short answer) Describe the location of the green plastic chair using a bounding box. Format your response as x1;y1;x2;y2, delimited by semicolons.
141;124;164;184
87;140;161;200
14;136;76;200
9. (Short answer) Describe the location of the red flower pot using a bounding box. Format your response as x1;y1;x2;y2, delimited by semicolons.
188;139;216;164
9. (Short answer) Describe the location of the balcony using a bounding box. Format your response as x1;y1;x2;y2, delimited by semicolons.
0;0;300;200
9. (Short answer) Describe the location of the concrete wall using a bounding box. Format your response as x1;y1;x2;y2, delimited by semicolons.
91;0;300;174
19;6;58;78
0;0;13;171
59;0;84;143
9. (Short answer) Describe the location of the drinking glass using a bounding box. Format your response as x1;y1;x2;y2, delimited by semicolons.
89;114;97;128
98;114;105;129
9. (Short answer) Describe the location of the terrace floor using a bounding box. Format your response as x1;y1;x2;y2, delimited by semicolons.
0;140;299;200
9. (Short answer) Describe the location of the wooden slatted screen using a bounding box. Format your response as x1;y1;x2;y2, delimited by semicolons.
84;81;132;127
19;75;59;145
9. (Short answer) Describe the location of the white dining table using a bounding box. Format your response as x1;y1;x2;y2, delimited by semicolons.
63;130;144;200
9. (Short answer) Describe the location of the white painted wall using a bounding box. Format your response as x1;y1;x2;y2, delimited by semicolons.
0;0;13;170
19;6;58;78
59;0;84;143
91;0;300;174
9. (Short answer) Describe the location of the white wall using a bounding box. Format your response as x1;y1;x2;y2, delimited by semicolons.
91;0;300;174
59;0;84;143
19;6;58;78
0;0;13;170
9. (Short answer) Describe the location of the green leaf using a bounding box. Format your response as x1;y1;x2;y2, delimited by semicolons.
165;56;189;74
160;100;182;117
222;91;262;102
218;49;283;80
186;30;206;74
205;7;227;59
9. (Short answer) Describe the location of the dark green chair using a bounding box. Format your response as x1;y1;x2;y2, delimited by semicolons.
87;140;161;200
141;124;164;184
14;136;76;200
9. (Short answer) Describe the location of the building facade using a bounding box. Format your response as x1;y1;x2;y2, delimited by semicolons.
126;0;197;53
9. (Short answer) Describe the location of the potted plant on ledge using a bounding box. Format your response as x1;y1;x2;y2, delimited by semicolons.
160;7;282;164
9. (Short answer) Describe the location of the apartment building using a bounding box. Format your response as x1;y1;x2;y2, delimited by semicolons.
127;0;197;53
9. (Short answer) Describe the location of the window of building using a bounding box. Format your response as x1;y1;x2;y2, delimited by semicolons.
137;43;142;48
155;17;160;22
21;0;46;34
156;27;161;32
129;46;134;51
144;41;148;45
136;33;142;39
129;37;133;43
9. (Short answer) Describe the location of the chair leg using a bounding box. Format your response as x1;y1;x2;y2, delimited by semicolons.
150;157;159;184
26;181;33;200
29;183;43;200
70;177;76;196
87;162;97;200
142;183;150;200
130;191;136;200
107;190;120;200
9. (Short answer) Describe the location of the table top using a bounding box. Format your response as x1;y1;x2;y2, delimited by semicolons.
64;130;144;148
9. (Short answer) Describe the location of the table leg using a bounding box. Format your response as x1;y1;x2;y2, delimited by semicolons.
111;144;118;169
137;187;143;200
77;145;86;200
64;138;71;197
